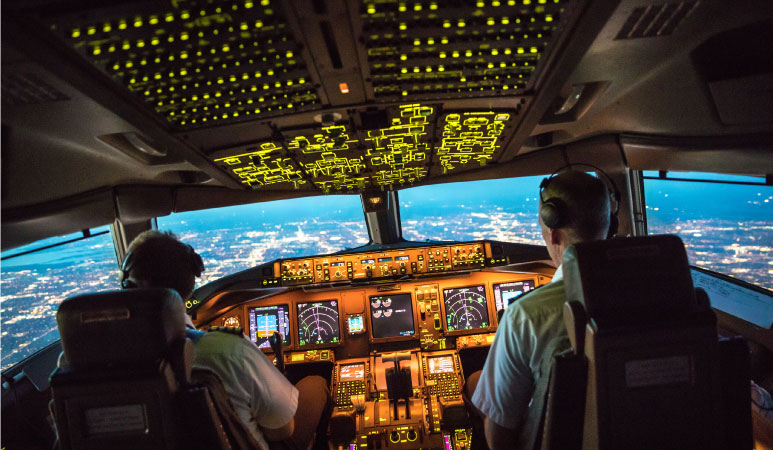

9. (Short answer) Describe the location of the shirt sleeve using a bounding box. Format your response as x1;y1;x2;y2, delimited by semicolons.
471;304;537;429
192;333;299;432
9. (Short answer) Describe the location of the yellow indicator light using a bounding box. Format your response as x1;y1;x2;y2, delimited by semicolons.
491;49;499;55
458;19;466;27
502;17;510;24
413;66;420;72
460;76;467;82
149;16;159;25
509;0;515;4
151;38;159;45
476;1;485;6
427;37;435;45
286;50;294;58
465;50;473;57
487;62;494;68
504;48;512;55
426;67;432;72
438;65;445;72
255;20;263;27
546;15;553;22
118;20;127;30
71;29;81;38
261;0;270;5
126;61;134;68
87;26;96;35
442;20;451;28
223;44;231;52
400;54;407;61
339;83;350;94
401;67;408;73
524;0;531;3
413;38;421;46
439;51;447;58
487;18;495;26
133;17;143;27
452;50;459;57
399;22;407;30
517;47;524;54
103;23;112;32
165;13;174;22
430;2;438;10
398;3;407;12
181;11;191;20
493;0;501;5
367;5;376;13
92;46;101;55
530;46;538;53
112;63;120;70
402;91;408;96
414;3;422;11
441;37;449;44
539;0;547;3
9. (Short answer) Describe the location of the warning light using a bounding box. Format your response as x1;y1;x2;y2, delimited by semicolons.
339;83;350;94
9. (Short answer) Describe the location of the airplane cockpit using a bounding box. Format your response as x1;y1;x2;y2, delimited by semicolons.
2;0;772;449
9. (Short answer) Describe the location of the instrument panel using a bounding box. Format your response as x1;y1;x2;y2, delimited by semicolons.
272;242;491;286
212;269;550;353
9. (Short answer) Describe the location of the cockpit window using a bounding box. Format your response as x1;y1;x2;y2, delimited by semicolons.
399;176;545;244
643;171;772;290
0;226;117;371
156;195;368;284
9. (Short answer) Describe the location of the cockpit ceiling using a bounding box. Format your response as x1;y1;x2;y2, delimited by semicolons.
44;0;568;132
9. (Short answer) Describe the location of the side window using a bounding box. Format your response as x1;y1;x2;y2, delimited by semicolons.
0;227;118;371
643;171;772;290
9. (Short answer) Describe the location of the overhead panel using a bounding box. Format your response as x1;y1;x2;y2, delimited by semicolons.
211;104;517;193
358;0;567;101
50;0;320;130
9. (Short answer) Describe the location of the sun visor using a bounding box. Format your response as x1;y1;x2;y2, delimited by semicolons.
114;186;174;224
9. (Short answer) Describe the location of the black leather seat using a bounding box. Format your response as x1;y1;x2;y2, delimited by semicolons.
538;235;752;450
49;288;247;450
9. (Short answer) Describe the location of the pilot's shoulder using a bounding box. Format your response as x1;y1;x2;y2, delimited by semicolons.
509;280;566;318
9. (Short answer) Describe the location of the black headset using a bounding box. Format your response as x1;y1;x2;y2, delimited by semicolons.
120;242;204;289
539;163;621;239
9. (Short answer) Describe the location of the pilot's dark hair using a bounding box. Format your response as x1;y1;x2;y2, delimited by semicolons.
121;230;204;299
539;171;611;242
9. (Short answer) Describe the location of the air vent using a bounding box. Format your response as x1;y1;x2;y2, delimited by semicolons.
1;73;69;106
615;1;698;40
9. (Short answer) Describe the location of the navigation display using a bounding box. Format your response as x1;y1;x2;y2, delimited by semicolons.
369;293;415;338
493;280;535;311
340;363;365;380
248;305;290;349
297;300;341;346
427;355;455;374
443;285;490;332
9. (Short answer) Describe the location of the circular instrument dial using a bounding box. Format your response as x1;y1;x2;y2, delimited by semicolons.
297;301;340;346
444;287;489;331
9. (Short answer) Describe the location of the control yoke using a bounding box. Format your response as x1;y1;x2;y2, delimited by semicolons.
383;352;412;420
268;331;285;374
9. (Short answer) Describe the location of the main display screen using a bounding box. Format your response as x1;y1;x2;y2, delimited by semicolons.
427;355;455;374
296;300;341;346
340;363;365;380
369;293;415;339
493;280;535;311
443;285;490;332
248;305;291;349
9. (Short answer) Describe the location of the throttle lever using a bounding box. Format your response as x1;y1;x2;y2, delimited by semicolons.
268;331;285;374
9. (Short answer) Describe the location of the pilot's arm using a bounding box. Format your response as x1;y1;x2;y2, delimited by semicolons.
471;305;537;449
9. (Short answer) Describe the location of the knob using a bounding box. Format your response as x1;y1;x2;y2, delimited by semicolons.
390;430;400;443
407;429;418;441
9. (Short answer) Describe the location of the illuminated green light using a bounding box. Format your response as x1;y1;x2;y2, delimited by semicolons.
71;29;81;38
442;20;451;28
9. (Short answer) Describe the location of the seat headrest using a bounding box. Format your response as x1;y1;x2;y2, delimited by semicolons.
57;288;187;370
562;235;698;328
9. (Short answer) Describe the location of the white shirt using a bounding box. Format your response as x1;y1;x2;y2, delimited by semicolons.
471;265;569;430
186;316;299;450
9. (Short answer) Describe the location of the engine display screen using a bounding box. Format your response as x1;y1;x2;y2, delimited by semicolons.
297;300;341;347
248;305;291;349
443;285;490;332
339;363;365;380
369;293;415;339
427;355;455;374
493;280;535;311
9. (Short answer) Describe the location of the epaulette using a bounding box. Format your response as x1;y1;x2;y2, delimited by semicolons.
208;326;244;336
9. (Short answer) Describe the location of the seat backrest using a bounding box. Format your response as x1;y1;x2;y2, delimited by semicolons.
50;288;233;450
559;235;749;450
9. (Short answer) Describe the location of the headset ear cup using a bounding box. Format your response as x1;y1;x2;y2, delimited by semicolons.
607;213;619;239
540;199;563;229
192;252;204;277
121;278;137;289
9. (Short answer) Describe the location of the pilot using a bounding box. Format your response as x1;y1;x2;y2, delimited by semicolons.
123;230;331;450
468;171;614;449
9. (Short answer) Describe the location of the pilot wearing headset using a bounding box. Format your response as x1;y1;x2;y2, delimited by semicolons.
122;230;330;450
468;168;618;449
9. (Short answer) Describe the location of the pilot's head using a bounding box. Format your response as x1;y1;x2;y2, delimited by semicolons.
121;230;204;299
538;171;612;266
